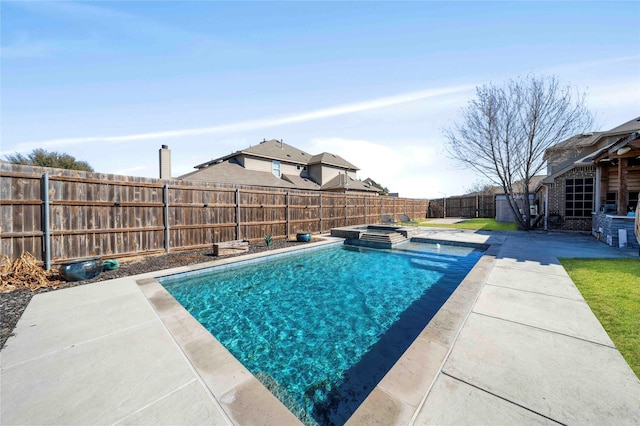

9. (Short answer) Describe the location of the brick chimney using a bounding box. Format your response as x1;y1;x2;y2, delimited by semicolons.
159;145;171;179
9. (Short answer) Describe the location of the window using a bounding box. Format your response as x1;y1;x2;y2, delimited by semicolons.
272;161;281;178
565;178;593;218
629;191;639;213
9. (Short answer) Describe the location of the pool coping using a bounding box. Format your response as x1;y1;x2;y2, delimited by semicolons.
136;234;499;425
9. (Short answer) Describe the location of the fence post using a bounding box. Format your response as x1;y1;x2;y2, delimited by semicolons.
235;188;241;240
42;173;51;270
345;194;348;226
364;196;367;224
393;197;396;221
286;192;290;239
319;193;323;233
163;183;170;253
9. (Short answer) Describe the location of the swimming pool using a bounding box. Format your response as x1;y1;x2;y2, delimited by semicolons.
159;242;482;425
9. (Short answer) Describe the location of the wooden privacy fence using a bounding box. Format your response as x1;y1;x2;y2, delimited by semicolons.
427;195;496;219
1;164;428;267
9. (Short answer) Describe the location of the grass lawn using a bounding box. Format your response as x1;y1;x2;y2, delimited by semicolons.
560;258;640;378
407;218;517;231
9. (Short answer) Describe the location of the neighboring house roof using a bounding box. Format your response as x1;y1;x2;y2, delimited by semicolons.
520;175;546;193
179;160;307;189
320;174;379;192
281;174;322;190
308;152;359;170
183;138;373;192
194;139;313;169
494;175;546;194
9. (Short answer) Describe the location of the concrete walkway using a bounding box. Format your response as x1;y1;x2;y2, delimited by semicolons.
1;231;639;425
409;230;640;425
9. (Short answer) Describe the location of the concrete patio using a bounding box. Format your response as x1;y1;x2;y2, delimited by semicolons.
1;230;639;425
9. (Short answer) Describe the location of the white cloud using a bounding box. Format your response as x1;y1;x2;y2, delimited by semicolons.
308;137;461;198
2;85;474;156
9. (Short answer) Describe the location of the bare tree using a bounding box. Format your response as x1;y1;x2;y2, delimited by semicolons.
444;75;592;230
465;180;499;196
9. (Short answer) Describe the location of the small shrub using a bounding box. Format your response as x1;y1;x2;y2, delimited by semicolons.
264;235;273;247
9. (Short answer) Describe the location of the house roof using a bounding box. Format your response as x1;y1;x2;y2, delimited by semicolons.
320;174;379;192
544;132;603;153
593;131;640;162
542;116;640;184
308;152;359;170
545;116;640;155
180;160;305;189
194;139;313;169
606;116;640;134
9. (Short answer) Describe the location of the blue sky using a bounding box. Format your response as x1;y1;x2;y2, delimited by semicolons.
2;1;639;198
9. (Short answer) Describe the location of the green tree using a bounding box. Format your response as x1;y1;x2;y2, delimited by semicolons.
5;149;94;172
444;75;592;230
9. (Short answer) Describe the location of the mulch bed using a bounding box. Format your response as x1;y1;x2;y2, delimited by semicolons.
0;238;316;350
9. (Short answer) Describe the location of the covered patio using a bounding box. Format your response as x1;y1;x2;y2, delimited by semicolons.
592;131;640;248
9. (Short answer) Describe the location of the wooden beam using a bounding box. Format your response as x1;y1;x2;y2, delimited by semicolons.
599;165;608;208
617;158;628;216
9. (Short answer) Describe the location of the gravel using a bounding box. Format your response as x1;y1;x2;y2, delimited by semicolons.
0;238;316;350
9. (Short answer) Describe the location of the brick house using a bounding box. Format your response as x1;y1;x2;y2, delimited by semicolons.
540;117;640;248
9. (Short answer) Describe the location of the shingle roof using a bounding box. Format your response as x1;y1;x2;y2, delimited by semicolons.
543;116;640;183
546;116;640;153
606;116;640;134
241;139;314;164
320;174;379;192
180;160;300;189
308;152;359;170
281;174;322;190
194;139;313;169
546;132;603;152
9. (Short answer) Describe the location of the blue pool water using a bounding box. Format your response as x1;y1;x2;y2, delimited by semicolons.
160;242;482;425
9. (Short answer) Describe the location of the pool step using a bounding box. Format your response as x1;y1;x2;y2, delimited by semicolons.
398;228;421;239
360;232;408;244
346;231;409;249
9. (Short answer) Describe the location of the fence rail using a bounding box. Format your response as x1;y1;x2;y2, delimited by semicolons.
1;164;428;266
